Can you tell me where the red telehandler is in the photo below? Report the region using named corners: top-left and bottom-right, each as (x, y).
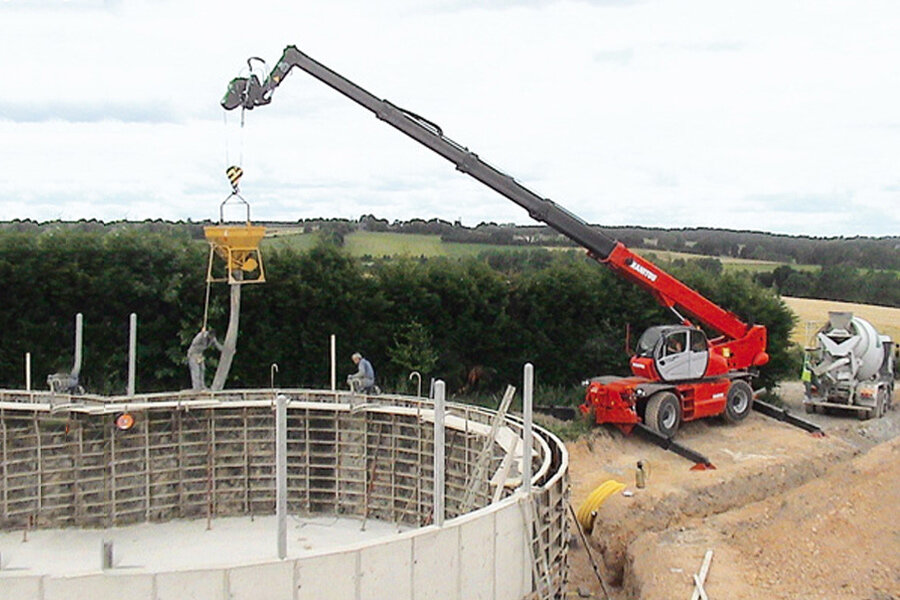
top-left (222, 46), bottom-right (820, 464)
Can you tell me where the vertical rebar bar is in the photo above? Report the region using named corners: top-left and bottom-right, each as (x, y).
top-left (72, 313), bottom-right (83, 379)
top-left (127, 313), bottom-right (137, 396)
top-left (24, 352), bottom-right (31, 391)
top-left (276, 394), bottom-right (287, 558)
top-left (433, 380), bottom-right (445, 527)
top-left (522, 363), bottom-right (533, 494)
top-left (330, 334), bottom-right (337, 392)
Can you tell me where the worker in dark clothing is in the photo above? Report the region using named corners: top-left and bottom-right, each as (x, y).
top-left (188, 329), bottom-right (224, 390)
top-left (347, 352), bottom-right (376, 393)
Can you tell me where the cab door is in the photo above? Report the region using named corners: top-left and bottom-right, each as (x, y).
top-left (687, 329), bottom-right (710, 379)
top-left (656, 330), bottom-right (691, 381)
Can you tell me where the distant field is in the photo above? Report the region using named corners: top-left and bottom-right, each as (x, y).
top-left (261, 231), bottom-right (819, 274)
top-left (262, 231), bottom-right (573, 258)
top-left (637, 249), bottom-right (818, 273)
top-left (781, 296), bottom-right (900, 348)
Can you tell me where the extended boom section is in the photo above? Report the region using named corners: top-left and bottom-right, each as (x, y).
top-left (222, 45), bottom-right (770, 438)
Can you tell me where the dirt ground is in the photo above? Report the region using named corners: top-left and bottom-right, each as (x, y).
top-left (563, 381), bottom-right (900, 599)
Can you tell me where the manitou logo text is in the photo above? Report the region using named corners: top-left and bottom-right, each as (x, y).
top-left (629, 261), bottom-right (658, 282)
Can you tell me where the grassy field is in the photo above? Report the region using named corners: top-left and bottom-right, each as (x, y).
top-left (781, 296), bottom-right (900, 348)
top-left (637, 249), bottom-right (818, 273)
top-left (262, 231), bottom-right (576, 258)
top-left (262, 231), bottom-right (819, 274)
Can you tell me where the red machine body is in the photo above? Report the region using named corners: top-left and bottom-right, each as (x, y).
top-left (580, 243), bottom-right (768, 436)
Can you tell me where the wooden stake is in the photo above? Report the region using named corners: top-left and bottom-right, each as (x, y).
top-left (690, 549), bottom-right (714, 600)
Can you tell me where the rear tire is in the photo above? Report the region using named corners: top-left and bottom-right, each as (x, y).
top-left (644, 391), bottom-right (681, 438)
top-left (724, 380), bottom-right (753, 423)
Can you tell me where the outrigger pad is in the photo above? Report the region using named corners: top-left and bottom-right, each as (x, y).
top-left (633, 423), bottom-right (715, 470)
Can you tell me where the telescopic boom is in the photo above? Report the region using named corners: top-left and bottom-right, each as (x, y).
top-left (222, 46), bottom-right (767, 370)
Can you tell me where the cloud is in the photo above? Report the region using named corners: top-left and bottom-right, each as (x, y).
top-left (658, 41), bottom-right (746, 53)
top-left (0, 101), bottom-right (181, 124)
top-left (594, 49), bottom-right (634, 65)
top-left (429, 0), bottom-right (640, 10)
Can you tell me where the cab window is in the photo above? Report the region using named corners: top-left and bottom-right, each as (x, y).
top-left (663, 331), bottom-right (688, 356)
top-left (636, 328), bottom-right (662, 357)
top-left (690, 329), bottom-right (708, 352)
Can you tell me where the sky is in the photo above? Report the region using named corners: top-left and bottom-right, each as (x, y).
top-left (1, 0), bottom-right (898, 237)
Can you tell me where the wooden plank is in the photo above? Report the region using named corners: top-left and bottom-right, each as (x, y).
top-left (690, 549), bottom-right (714, 600)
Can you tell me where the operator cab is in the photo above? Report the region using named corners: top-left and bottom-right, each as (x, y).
top-left (633, 325), bottom-right (709, 381)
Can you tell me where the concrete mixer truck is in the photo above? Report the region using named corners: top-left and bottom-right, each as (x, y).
top-left (802, 311), bottom-right (895, 419)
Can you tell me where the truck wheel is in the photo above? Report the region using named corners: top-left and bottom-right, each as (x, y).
top-left (724, 380), bottom-right (753, 423)
top-left (865, 389), bottom-right (886, 420)
top-left (645, 391), bottom-right (681, 438)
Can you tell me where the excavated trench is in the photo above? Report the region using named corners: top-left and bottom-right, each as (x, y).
top-left (564, 382), bottom-right (900, 599)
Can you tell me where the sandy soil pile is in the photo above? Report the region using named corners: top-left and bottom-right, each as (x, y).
top-left (565, 382), bottom-right (900, 599)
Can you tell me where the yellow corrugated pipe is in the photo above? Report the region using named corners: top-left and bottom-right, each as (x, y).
top-left (575, 479), bottom-right (626, 533)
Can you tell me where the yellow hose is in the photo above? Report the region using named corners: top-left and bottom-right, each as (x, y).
top-left (576, 479), bottom-right (626, 533)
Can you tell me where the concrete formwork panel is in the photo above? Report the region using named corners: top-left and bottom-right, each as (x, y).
top-left (459, 513), bottom-right (496, 600)
top-left (227, 560), bottom-right (294, 600)
top-left (155, 569), bottom-right (225, 600)
top-left (412, 526), bottom-right (460, 600)
top-left (295, 552), bottom-right (358, 600)
top-left (493, 502), bottom-right (528, 600)
top-left (42, 573), bottom-right (155, 600)
top-left (358, 537), bottom-right (412, 600)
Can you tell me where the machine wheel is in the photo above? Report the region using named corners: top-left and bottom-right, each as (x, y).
top-left (724, 380), bottom-right (753, 423)
top-left (864, 389), bottom-right (886, 420)
top-left (645, 391), bottom-right (681, 438)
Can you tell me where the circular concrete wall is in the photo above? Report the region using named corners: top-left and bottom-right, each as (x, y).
top-left (0, 388), bottom-right (568, 600)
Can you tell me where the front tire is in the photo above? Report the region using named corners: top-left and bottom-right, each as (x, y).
top-left (724, 380), bottom-right (753, 423)
top-left (644, 391), bottom-right (681, 438)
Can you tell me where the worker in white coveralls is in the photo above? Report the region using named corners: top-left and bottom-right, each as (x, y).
top-left (188, 329), bottom-right (224, 390)
top-left (347, 352), bottom-right (376, 393)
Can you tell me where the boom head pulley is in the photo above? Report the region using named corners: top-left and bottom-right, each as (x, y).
top-left (222, 56), bottom-right (271, 111)
top-left (222, 74), bottom-right (271, 111)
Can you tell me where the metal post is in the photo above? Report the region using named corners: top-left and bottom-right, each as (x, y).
top-left (127, 313), bottom-right (137, 396)
top-left (24, 352), bottom-right (31, 391)
top-left (330, 334), bottom-right (336, 391)
top-left (276, 394), bottom-right (287, 559)
top-left (433, 380), bottom-right (445, 526)
top-left (522, 363), bottom-right (533, 493)
top-left (73, 313), bottom-right (83, 377)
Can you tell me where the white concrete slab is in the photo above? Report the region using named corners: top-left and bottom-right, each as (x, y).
top-left (0, 515), bottom-right (407, 578)
top-left (0, 575), bottom-right (43, 600)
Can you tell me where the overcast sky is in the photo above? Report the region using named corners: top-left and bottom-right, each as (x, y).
top-left (1, 0), bottom-right (898, 237)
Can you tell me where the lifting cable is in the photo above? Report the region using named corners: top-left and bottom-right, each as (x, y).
top-left (206, 58), bottom-right (265, 332)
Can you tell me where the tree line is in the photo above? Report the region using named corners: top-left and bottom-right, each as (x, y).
top-left (0, 229), bottom-right (797, 401)
top-left (6, 218), bottom-right (898, 272)
top-left (754, 264), bottom-right (900, 308)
